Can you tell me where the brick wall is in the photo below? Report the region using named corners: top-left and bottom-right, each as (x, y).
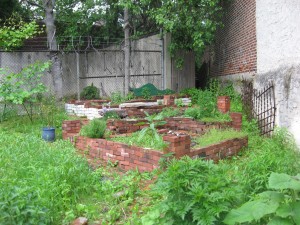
top-left (106, 115), bottom-right (242, 135)
top-left (62, 116), bottom-right (247, 171)
top-left (164, 117), bottom-right (234, 134)
top-left (189, 137), bottom-right (248, 161)
top-left (211, 0), bottom-right (257, 76)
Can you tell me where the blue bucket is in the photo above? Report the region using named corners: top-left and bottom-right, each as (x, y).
top-left (42, 127), bottom-right (56, 142)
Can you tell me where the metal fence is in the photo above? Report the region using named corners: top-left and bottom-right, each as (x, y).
top-left (0, 35), bottom-right (164, 99)
top-left (242, 80), bottom-right (276, 136)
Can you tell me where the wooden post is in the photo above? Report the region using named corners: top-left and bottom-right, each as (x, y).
top-left (124, 8), bottom-right (130, 96)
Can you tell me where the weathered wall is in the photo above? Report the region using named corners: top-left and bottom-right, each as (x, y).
top-left (211, 0), bottom-right (300, 147)
top-left (255, 0), bottom-right (300, 146)
top-left (256, 0), bottom-right (300, 73)
top-left (211, 0), bottom-right (257, 77)
top-left (254, 65), bottom-right (300, 146)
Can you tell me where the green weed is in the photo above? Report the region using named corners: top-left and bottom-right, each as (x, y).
top-left (0, 132), bottom-right (101, 224)
top-left (111, 131), bottom-right (167, 151)
top-left (193, 128), bottom-right (246, 148)
top-left (142, 157), bottom-right (240, 225)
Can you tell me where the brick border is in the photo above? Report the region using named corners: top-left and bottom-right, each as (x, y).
top-left (62, 115), bottom-right (247, 172)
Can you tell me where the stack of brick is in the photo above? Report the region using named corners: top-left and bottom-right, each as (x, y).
top-left (62, 120), bottom-right (88, 140)
top-left (73, 136), bottom-right (164, 172)
top-left (217, 96), bottom-right (231, 113)
top-left (163, 134), bottom-right (191, 158)
top-left (230, 112), bottom-right (243, 130)
top-left (106, 119), bottom-right (148, 134)
top-left (189, 137), bottom-right (248, 161)
top-left (165, 117), bottom-right (232, 134)
top-left (122, 105), bottom-right (165, 118)
top-left (163, 95), bottom-right (175, 106)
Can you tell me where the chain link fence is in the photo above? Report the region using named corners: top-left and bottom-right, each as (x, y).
top-left (0, 35), bottom-right (164, 100)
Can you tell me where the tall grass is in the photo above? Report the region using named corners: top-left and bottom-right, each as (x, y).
top-left (0, 131), bottom-right (101, 224)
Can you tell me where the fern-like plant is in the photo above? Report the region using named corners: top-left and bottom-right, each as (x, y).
top-left (142, 157), bottom-right (240, 225)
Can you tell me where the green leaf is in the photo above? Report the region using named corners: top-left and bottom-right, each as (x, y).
top-left (269, 173), bottom-right (300, 191)
top-left (291, 202), bottom-right (300, 224)
top-left (268, 217), bottom-right (293, 225)
top-left (259, 191), bottom-right (285, 203)
top-left (224, 200), bottom-right (279, 225)
top-left (276, 203), bottom-right (293, 218)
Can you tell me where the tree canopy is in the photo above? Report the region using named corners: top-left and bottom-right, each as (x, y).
top-left (3, 0), bottom-right (224, 55)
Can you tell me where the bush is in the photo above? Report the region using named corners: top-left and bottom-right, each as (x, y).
top-left (80, 83), bottom-right (100, 100)
top-left (142, 157), bottom-right (240, 225)
top-left (80, 119), bottom-right (106, 138)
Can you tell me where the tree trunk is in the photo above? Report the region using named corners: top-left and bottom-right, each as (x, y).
top-left (44, 0), bottom-right (63, 99)
top-left (124, 8), bottom-right (131, 96)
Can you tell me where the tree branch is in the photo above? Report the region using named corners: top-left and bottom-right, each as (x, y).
top-left (22, 0), bottom-right (45, 10)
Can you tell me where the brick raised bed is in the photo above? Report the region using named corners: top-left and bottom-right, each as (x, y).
top-left (106, 112), bottom-right (243, 135)
top-left (62, 114), bottom-right (247, 172)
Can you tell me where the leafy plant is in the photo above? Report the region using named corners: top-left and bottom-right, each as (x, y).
top-left (80, 83), bottom-right (100, 100)
top-left (142, 87), bottom-right (151, 100)
top-left (224, 172), bottom-right (300, 225)
top-left (125, 91), bottom-right (135, 101)
top-left (80, 118), bottom-right (106, 138)
top-left (142, 157), bottom-right (240, 225)
top-left (137, 112), bottom-right (167, 149)
top-left (110, 91), bottom-right (123, 104)
top-left (0, 14), bottom-right (42, 50)
top-left (40, 95), bottom-right (60, 127)
top-left (0, 61), bottom-right (50, 122)
top-left (175, 98), bottom-right (184, 107)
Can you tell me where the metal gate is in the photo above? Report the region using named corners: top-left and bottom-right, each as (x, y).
top-left (242, 80), bottom-right (276, 136)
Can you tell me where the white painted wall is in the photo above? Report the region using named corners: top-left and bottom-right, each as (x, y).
top-left (256, 0), bottom-right (300, 147)
top-left (256, 0), bottom-right (300, 73)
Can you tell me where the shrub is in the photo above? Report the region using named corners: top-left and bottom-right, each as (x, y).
top-left (142, 157), bottom-right (240, 225)
top-left (0, 61), bottom-right (50, 122)
top-left (80, 83), bottom-right (100, 100)
top-left (80, 119), bottom-right (106, 138)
